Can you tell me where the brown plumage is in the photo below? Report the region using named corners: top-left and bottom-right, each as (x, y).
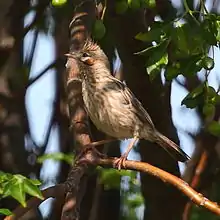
top-left (66, 40), bottom-right (189, 169)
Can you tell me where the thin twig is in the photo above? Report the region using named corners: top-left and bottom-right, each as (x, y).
top-left (100, 0), bottom-right (107, 20)
top-left (25, 60), bottom-right (57, 88)
top-left (25, 29), bottom-right (39, 67)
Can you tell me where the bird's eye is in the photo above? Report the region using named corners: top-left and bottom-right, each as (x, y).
top-left (82, 52), bottom-right (90, 58)
top-left (80, 52), bottom-right (94, 65)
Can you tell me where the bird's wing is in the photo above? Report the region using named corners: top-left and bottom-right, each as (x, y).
top-left (110, 76), bottom-right (155, 128)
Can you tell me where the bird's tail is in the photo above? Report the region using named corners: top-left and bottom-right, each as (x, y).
top-left (155, 132), bottom-right (190, 162)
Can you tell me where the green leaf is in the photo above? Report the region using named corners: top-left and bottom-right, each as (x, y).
top-left (181, 84), bottom-right (205, 108)
top-left (201, 57), bottom-right (214, 70)
top-left (206, 86), bottom-right (220, 104)
top-left (207, 121), bottom-right (220, 137)
top-left (216, 20), bottom-right (220, 41)
top-left (23, 179), bottom-right (44, 200)
top-left (201, 15), bottom-right (219, 46)
top-left (0, 208), bottom-right (13, 216)
top-left (37, 152), bottom-right (74, 164)
top-left (51, 0), bottom-right (67, 6)
top-left (171, 24), bottom-right (207, 58)
top-left (99, 169), bottom-right (121, 189)
top-left (92, 20), bottom-right (106, 40)
top-left (128, 0), bottom-right (141, 10)
top-left (177, 54), bottom-right (204, 77)
top-left (135, 40), bottom-right (169, 70)
top-left (0, 172), bottom-right (13, 183)
top-left (203, 103), bottom-right (215, 118)
top-left (147, 54), bottom-right (168, 80)
top-left (28, 179), bottom-right (42, 186)
top-left (8, 178), bottom-right (26, 207)
top-left (115, 1), bottom-right (128, 14)
top-left (0, 172), bottom-right (43, 207)
top-left (98, 168), bottom-right (135, 189)
top-left (127, 194), bottom-right (144, 208)
top-left (165, 64), bottom-right (179, 81)
top-left (135, 29), bottom-right (162, 43)
top-left (144, 0), bottom-right (156, 8)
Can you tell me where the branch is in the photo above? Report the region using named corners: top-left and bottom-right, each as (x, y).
top-left (4, 152), bottom-right (220, 219)
top-left (61, 3), bottom-right (97, 218)
top-left (92, 158), bottom-right (220, 217)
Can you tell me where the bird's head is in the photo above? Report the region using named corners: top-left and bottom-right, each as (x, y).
top-left (65, 40), bottom-right (110, 80)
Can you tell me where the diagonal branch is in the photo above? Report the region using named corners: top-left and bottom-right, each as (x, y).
top-left (94, 158), bottom-right (220, 216)
top-left (5, 154), bottom-right (220, 219)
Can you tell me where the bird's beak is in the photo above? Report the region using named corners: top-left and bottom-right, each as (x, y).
top-left (64, 53), bottom-right (76, 59)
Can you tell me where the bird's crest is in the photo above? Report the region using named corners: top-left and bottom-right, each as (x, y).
top-left (83, 39), bottom-right (99, 51)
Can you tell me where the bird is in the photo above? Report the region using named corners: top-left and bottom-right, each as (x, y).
top-left (65, 39), bottom-right (190, 169)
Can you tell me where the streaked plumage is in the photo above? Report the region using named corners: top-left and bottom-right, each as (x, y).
top-left (66, 40), bottom-right (189, 168)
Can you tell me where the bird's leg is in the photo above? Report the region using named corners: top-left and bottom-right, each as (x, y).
top-left (77, 138), bottom-right (116, 159)
top-left (114, 137), bottom-right (138, 170)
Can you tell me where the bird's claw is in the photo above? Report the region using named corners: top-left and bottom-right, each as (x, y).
top-left (114, 155), bottom-right (127, 170)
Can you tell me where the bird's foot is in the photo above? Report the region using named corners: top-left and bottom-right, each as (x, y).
top-left (113, 154), bottom-right (128, 170)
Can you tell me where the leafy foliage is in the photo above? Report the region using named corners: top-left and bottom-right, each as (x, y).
top-left (0, 171), bottom-right (43, 215)
top-left (98, 167), bottom-right (143, 219)
top-left (0, 208), bottom-right (13, 216)
top-left (135, 15), bottom-right (220, 80)
top-left (134, 2), bottom-right (220, 141)
top-left (37, 152), bottom-right (74, 164)
top-left (51, 0), bottom-right (67, 6)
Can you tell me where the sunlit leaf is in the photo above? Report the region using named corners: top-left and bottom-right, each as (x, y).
top-left (23, 179), bottom-right (43, 200)
top-left (8, 177), bottom-right (26, 207)
top-left (201, 57), bottom-right (214, 70)
top-left (127, 194), bottom-right (144, 208)
top-left (37, 152), bottom-right (74, 164)
top-left (0, 172), bottom-right (13, 183)
top-left (28, 179), bottom-right (42, 186)
top-left (146, 0), bottom-right (156, 8)
top-left (99, 169), bottom-right (121, 189)
top-left (147, 54), bottom-right (168, 80)
top-left (1, 173), bottom-right (42, 207)
top-left (98, 168), bottom-right (135, 189)
top-left (51, 0), bottom-right (67, 6)
top-left (0, 209), bottom-right (13, 216)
